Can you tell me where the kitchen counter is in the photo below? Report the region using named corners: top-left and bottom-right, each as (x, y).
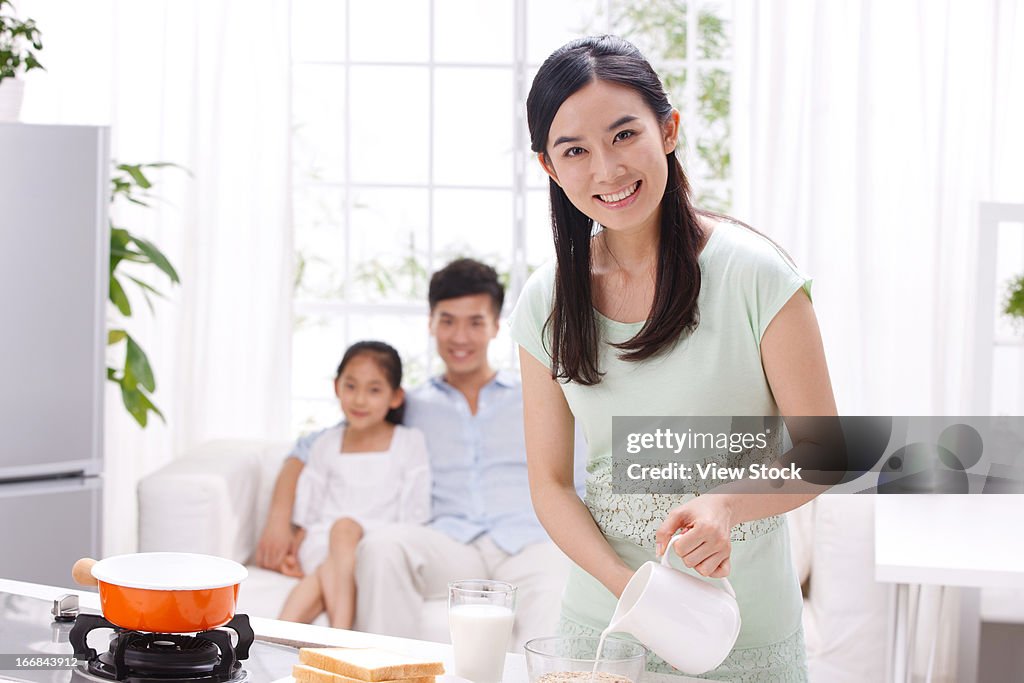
top-left (0, 578), bottom-right (521, 683)
top-left (0, 578), bottom-right (703, 683)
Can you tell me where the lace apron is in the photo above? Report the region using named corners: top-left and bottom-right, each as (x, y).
top-left (561, 454), bottom-right (809, 683)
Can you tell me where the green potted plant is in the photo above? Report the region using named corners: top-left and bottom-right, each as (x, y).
top-left (0, 0), bottom-right (44, 121)
top-left (1005, 274), bottom-right (1024, 333)
top-left (107, 162), bottom-right (184, 427)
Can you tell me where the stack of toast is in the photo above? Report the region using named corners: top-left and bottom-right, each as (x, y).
top-left (293, 647), bottom-right (446, 683)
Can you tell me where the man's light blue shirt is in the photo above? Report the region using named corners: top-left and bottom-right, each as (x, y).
top-left (408, 370), bottom-right (559, 554)
top-left (289, 370), bottom-right (586, 554)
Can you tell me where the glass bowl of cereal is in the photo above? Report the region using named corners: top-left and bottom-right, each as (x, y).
top-left (523, 636), bottom-right (648, 683)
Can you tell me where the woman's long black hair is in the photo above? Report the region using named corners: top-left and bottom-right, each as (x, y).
top-left (526, 35), bottom-right (705, 386)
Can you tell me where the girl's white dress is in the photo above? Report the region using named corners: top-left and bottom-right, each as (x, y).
top-left (291, 423), bottom-right (431, 573)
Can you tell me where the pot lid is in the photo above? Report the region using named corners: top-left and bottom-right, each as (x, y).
top-left (91, 552), bottom-right (248, 590)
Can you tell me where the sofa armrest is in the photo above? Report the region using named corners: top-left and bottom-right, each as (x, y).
top-left (138, 439), bottom-right (290, 564)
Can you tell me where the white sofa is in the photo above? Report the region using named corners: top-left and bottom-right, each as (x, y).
top-left (138, 440), bottom-right (894, 679)
top-left (137, 439), bottom-right (518, 642)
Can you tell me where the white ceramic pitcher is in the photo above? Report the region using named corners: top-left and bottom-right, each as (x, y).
top-left (606, 531), bottom-right (742, 675)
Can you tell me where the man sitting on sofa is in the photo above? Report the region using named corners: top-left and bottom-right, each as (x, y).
top-left (254, 257), bottom-right (584, 648)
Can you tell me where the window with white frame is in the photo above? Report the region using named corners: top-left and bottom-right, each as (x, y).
top-left (290, 0), bottom-right (732, 434)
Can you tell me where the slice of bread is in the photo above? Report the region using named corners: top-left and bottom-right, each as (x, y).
top-left (292, 663), bottom-right (437, 683)
top-left (298, 647), bottom-right (445, 682)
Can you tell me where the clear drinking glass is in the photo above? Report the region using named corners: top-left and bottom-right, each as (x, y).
top-left (523, 637), bottom-right (648, 683)
top-left (448, 579), bottom-right (517, 683)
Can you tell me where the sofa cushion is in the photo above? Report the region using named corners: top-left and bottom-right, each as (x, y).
top-left (805, 496), bottom-right (886, 683)
top-left (237, 566), bottom-right (329, 627)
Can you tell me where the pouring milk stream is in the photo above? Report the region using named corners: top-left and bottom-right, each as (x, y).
top-left (591, 531), bottom-right (742, 678)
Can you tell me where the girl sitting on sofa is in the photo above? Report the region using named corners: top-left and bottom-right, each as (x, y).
top-left (278, 340), bottom-right (431, 628)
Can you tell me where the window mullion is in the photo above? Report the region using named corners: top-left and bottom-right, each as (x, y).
top-left (512, 0), bottom-right (528, 303)
top-left (343, 0), bottom-right (353, 353)
top-left (427, 0), bottom-right (437, 377)
top-left (684, 0), bottom-right (700, 169)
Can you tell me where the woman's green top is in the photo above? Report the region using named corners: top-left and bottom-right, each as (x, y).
top-left (508, 220), bottom-right (813, 681)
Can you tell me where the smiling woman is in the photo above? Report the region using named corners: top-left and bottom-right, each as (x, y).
top-left (510, 35), bottom-right (837, 682)
top-left (545, 92), bottom-right (674, 232)
top-left (526, 41), bottom-right (705, 386)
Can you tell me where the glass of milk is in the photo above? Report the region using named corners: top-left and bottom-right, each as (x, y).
top-left (448, 579), bottom-right (517, 683)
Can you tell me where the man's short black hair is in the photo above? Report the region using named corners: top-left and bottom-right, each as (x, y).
top-left (428, 258), bottom-right (504, 317)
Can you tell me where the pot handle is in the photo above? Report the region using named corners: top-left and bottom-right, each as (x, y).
top-left (71, 558), bottom-right (98, 587)
top-left (662, 531), bottom-right (737, 600)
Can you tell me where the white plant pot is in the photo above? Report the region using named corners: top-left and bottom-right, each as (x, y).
top-left (0, 78), bottom-right (26, 122)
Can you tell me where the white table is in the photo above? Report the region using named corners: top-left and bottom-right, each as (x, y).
top-left (0, 578), bottom-right (703, 683)
top-left (0, 578), bottom-right (523, 682)
top-left (874, 496), bottom-right (1024, 683)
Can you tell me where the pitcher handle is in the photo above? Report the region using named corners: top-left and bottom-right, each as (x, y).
top-left (662, 530), bottom-right (738, 600)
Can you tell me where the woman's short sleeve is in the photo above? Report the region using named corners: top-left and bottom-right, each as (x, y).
top-left (508, 261), bottom-right (556, 368)
top-left (749, 240), bottom-right (813, 343)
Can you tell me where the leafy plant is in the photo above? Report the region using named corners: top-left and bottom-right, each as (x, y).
top-left (698, 10), bottom-right (728, 60)
top-left (0, 0), bottom-right (44, 83)
top-left (1005, 274), bottom-right (1024, 330)
top-left (608, 0), bottom-right (690, 62)
top-left (107, 162), bottom-right (184, 427)
top-left (354, 234), bottom-right (430, 301)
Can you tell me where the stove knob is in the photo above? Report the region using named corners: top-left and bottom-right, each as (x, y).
top-left (52, 594), bottom-right (79, 622)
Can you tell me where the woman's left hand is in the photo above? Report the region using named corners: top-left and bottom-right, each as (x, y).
top-left (655, 495), bottom-right (735, 578)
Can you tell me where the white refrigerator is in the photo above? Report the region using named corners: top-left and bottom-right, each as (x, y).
top-left (0, 123), bottom-right (107, 587)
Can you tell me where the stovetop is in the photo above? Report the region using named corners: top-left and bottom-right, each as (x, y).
top-left (0, 592), bottom-right (297, 683)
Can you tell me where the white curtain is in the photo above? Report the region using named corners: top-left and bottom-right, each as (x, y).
top-left (732, 2), bottom-right (1024, 682)
top-left (732, 0), bottom-right (1024, 416)
top-left (19, 0), bottom-right (293, 556)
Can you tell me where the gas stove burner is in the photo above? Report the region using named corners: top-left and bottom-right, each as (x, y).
top-left (68, 613), bottom-right (254, 682)
top-left (121, 635), bottom-right (219, 669)
top-left (91, 633), bottom-right (223, 680)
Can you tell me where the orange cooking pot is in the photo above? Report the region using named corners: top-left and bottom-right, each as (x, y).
top-left (72, 552), bottom-right (248, 633)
